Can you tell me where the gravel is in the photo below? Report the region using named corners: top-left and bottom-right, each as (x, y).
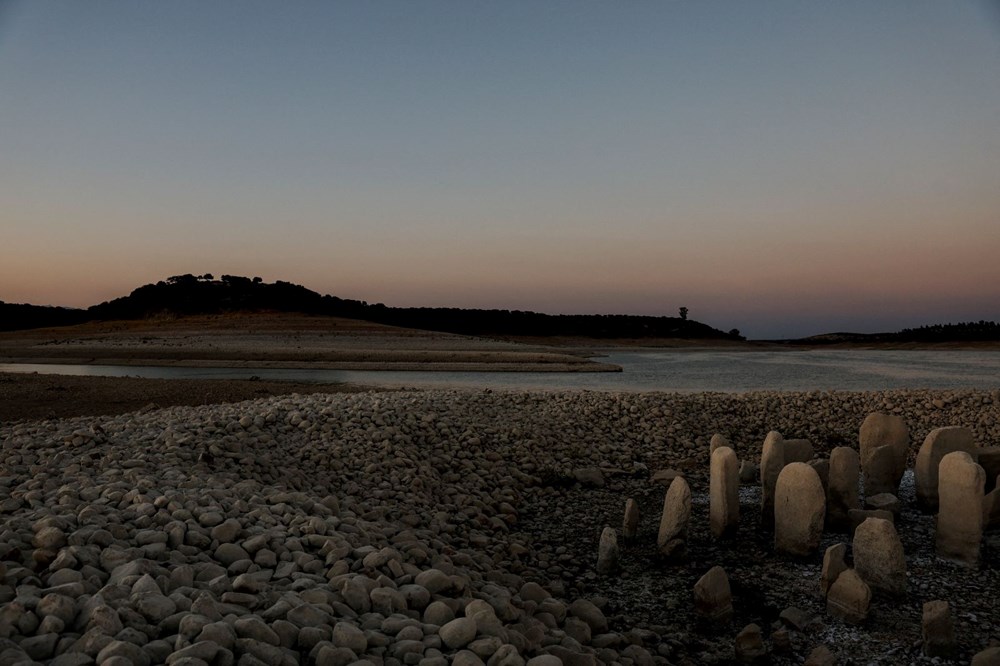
top-left (0, 387), bottom-right (998, 665)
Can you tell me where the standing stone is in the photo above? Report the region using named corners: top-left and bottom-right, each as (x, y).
top-left (760, 432), bottom-right (785, 530)
top-left (710, 433), bottom-right (730, 455)
top-left (807, 458), bottom-right (829, 493)
top-left (734, 623), bottom-right (766, 662)
top-left (826, 569), bottom-right (871, 625)
top-left (979, 447), bottom-right (1000, 493)
top-left (936, 451), bottom-right (985, 566)
top-left (921, 600), bottom-right (956, 658)
top-left (596, 527), bottom-right (619, 575)
top-left (710, 446), bottom-right (740, 538)
top-left (915, 426), bottom-right (977, 511)
top-left (784, 439), bottom-right (815, 464)
top-left (820, 543), bottom-right (848, 596)
top-left (827, 447), bottom-right (860, 532)
top-left (972, 647), bottom-right (1000, 666)
top-left (622, 499), bottom-right (640, 540)
top-left (804, 646), bottom-right (837, 666)
top-left (848, 508), bottom-right (893, 537)
top-left (859, 413), bottom-right (909, 495)
top-left (853, 517), bottom-right (906, 597)
top-left (984, 479), bottom-right (1000, 531)
top-left (657, 476), bottom-right (691, 558)
top-left (693, 566), bottom-right (732, 623)
top-left (774, 463), bottom-right (825, 556)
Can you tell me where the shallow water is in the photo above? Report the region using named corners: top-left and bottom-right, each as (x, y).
top-left (3, 349), bottom-right (1000, 392)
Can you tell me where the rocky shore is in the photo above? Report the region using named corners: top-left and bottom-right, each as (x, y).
top-left (1, 388), bottom-right (998, 665)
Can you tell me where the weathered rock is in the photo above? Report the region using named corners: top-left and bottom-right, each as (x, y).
top-left (936, 450), bottom-right (985, 566)
top-left (784, 438), bottom-right (814, 464)
top-left (596, 527), bottom-right (619, 575)
top-left (804, 645), bottom-right (837, 666)
top-left (848, 508), bottom-right (893, 537)
top-left (853, 517), bottom-right (906, 597)
top-left (709, 446), bottom-right (739, 538)
top-left (980, 447), bottom-right (1000, 493)
top-left (774, 462), bottom-right (825, 556)
top-left (622, 499), bottom-right (640, 540)
top-left (827, 447), bottom-right (860, 531)
top-left (807, 458), bottom-right (830, 493)
top-left (760, 432), bottom-right (785, 530)
top-left (440, 617), bottom-right (478, 650)
top-left (709, 433), bottom-right (730, 455)
top-left (864, 493), bottom-right (900, 516)
top-left (859, 412), bottom-right (909, 495)
top-left (738, 461), bottom-right (758, 484)
top-left (734, 623), bottom-right (766, 662)
top-left (693, 566), bottom-right (732, 623)
top-left (820, 543), bottom-right (848, 596)
top-left (915, 426), bottom-right (977, 511)
top-left (921, 600), bottom-right (956, 658)
top-left (985, 481), bottom-right (1000, 531)
top-left (972, 647), bottom-right (1000, 666)
top-left (657, 476), bottom-right (691, 558)
top-left (826, 569), bottom-right (870, 625)
top-left (779, 606), bottom-right (815, 632)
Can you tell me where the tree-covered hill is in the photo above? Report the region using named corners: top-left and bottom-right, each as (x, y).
top-left (4, 273), bottom-right (744, 340)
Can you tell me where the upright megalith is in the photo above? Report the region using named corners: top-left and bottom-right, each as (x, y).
top-left (827, 447), bottom-right (860, 532)
top-left (915, 426), bottom-right (977, 511)
top-left (774, 463), bottom-right (826, 556)
top-left (853, 517), bottom-right (906, 597)
top-left (709, 433), bottom-right (730, 455)
top-left (596, 527), bottom-right (620, 575)
top-left (859, 413), bottom-right (909, 495)
top-left (922, 600), bottom-right (956, 658)
top-left (693, 566), bottom-right (733, 623)
top-left (657, 476), bottom-right (691, 558)
top-left (936, 451), bottom-right (985, 566)
top-left (784, 439), bottom-right (815, 464)
top-left (760, 432), bottom-right (785, 530)
top-left (710, 446), bottom-right (740, 538)
top-left (821, 543), bottom-right (848, 596)
top-left (622, 499), bottom-right (640, 541)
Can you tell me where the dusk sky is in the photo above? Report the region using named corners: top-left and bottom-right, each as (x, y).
top-left (1, 2), bottom-right (998, 339)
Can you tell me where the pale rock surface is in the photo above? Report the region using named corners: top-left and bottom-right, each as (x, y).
top-left (774, 462), bottom-right (826, 556)
top-left (853, 517), bottom-right (907, 597)
top-left (936, 450), bottom-right (985, 566)
top-left (820, 543), bottom-right (848, 596)
top-left (657, 476), bottom-right (691, 558)
top-left (709, 446), bottom-right (739, 538)
top-left (596, 527), bottom-right (619, 575)
top-left (622, 499), bottom-right (640, 540)
top-left (760, 432), bottom-right (785, 530)
top-left (921, 600), bottom-right (956, 658)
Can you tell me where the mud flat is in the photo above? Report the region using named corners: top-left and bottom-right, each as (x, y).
top-left (0, 388), bottom-right (998, 665)
top-left (0, 315), bottom-right (617, 373)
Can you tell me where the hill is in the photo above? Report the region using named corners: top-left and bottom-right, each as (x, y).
top-left (786, 321), bottom-right (1000, 345)
top-left (3, 273), bottom-right (744, 341)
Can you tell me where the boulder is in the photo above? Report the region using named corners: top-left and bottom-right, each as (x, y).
top-left (936, 451), bottom-right (985, 566)
top-left (709, 433), bottom-right (730, 455)
top-left (657, 476), bottom-right (691, 558)
top-left (693, 566), bottom-right (732, 623)
top-left (848, 508), bottom-right (893, 537)
top-left (826, 569), bottom-right (870, 625)
top-left (709, 446), bottom-right (739, 538)
top-left (784, 439), bottom-right (815, 464)
top-left (864, 493), bottom-right (900, 516)
top-left (804, 645), bottom-right (837, 666)
top-left (921, 600), bottom-right (956, 658)
top-left (853, 517), bottom-right (906, 597)
top-left (979, 447), bottom-right (1000, 493)
top-left (859, 413), bottom-right (909, 495)
top-left (820, 543), bottom-right (848, 596)
top-left (984, 481), bottom-right (1000, 531)
top-left (774, 462), bottom-right (825, 556)
top-left (734, 623), bottom-right (766, 662)
top-left (915, 426), bottom-right (977, 511)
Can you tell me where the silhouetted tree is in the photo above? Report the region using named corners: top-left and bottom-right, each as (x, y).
top-left (679, 306), bottom-right (688, 320)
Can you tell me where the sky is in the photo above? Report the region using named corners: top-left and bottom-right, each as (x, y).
top-left (1, 1), bottom-right (998, 339)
